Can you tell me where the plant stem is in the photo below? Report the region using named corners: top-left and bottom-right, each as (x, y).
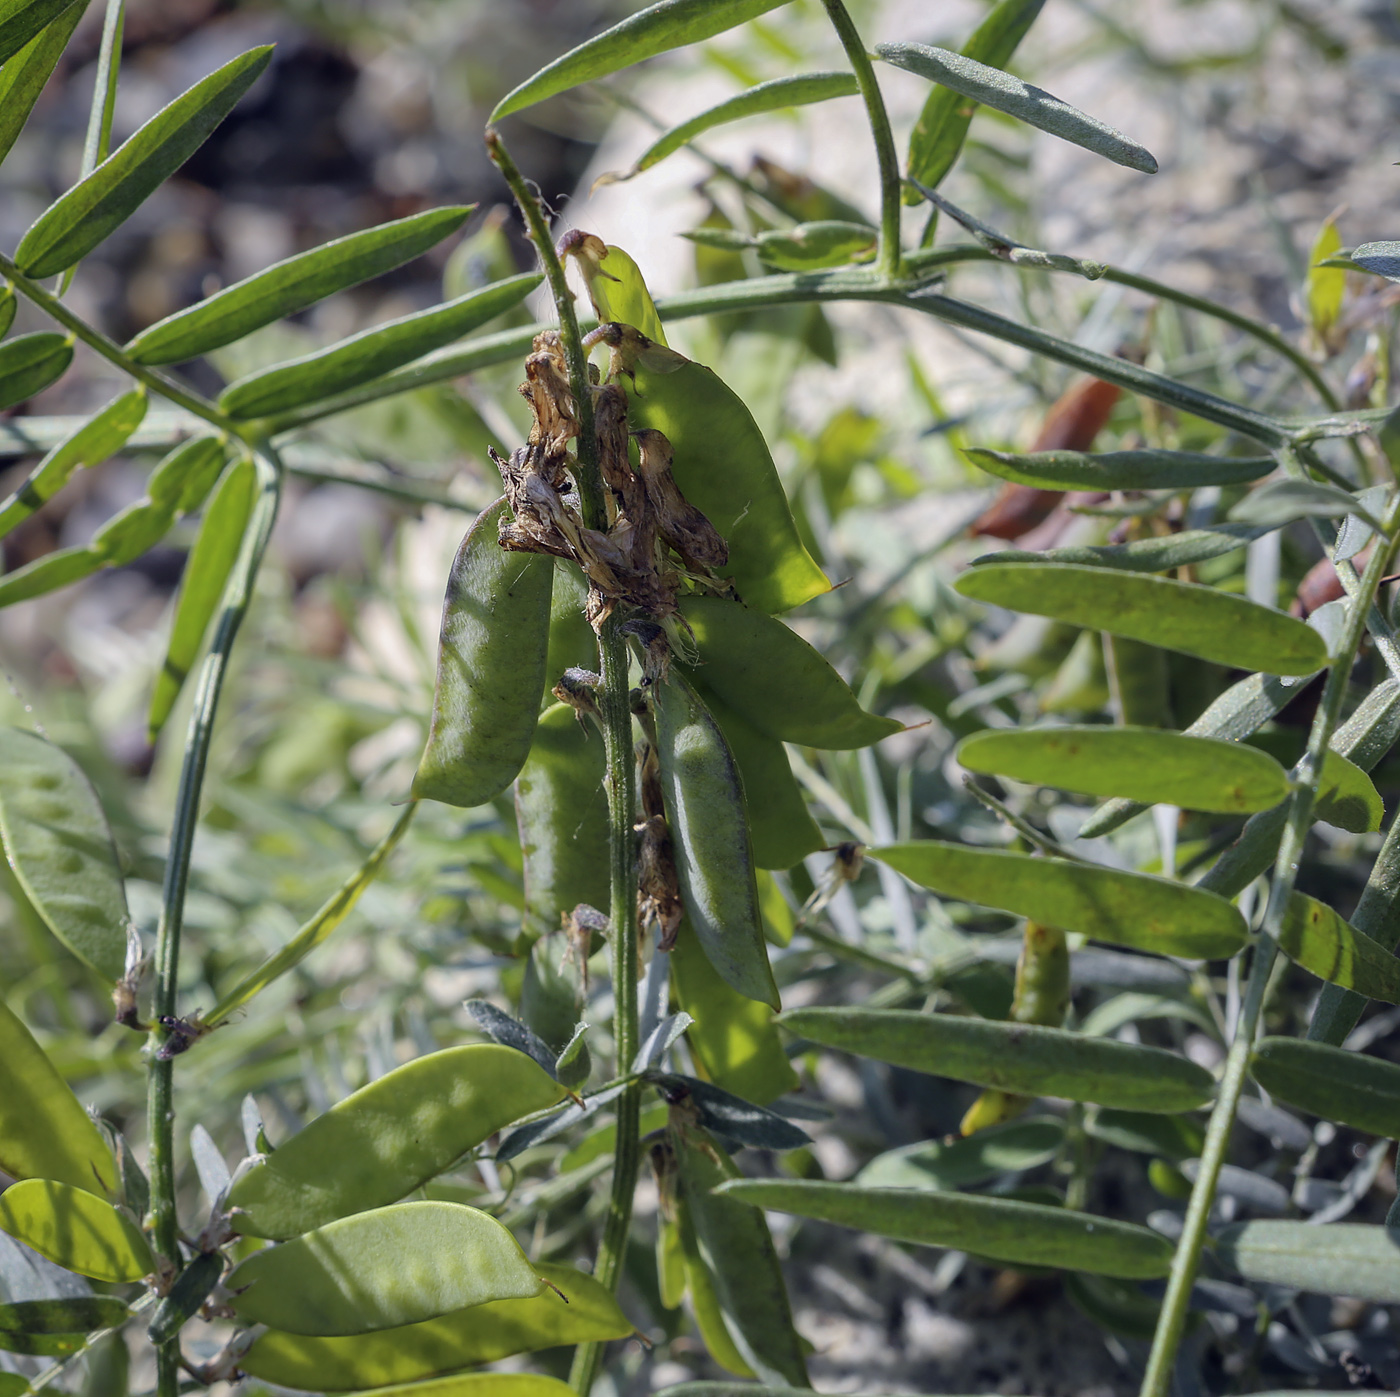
top-left (817, 0), bottom-right (903, 279)
top-left (1138, 496), bottom-right (1400, 1397)
top-left (0, 252), bottom-right (232, 434)
top-left (486, 129), bottom-right (641, 1397)
top-left (146, 447), bottom-right (282, 1397)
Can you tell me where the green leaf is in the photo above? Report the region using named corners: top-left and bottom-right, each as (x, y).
top-left (610, 73), bottom-right (857, 181)
top-left (0, 388), bottom-right (147, 542)
top-left (954, 563), bottom-right (1328, 676)
top-left (978, 526), bottom-right (1266, 576)
top-left (1251, 1037), bottom-right (1400, 1140)
top-left (145, 434), bottom-right (227, 515)
top-left (673, 1123), bottom-right (809, 1386)
top-left (148, 454), bottom-right (254, 740)
top-left (906, 0), bottom-right (1045, 195)
top-left (678, 595), bottom-right (899, 749)
top-left (0, 726), bottom-right (129, 981)
top-left (0, 332), bottom-right (73, 411)
top-left (856, 1116), bottom-right (1065, 1190)
top-left (14, 46), bottom-right (273, 277)
top-left (227, 1045), bottom-right (567, 1240)
top-left (203, 802), bottom-right (416, 1029)
top-left (1216, 1222), bottom-right (1400, 1303)
top-left (0, 1296), bottom-right (127, 1335)
top-left (90, 496), bottom-right (174, 566)
top-left (878, 42), bottom-right (1157, 175)
top-left (957, 725), bottom-right (1289, 813)
top-left (754, 220), bottom-right (877, 271)
top-left (1349, 241), bottom-right (1400, 282)
top-left (1275, 892), bottom-right (1400, 1003)
top-left (126, 206), bottom-right (476, 365)
top-left (780, 1006), bottom-right (1215, 1112)
top-left (623, 356), bottom-right (828, 613)
top-left (1314, 749), bottom-right (1385, 833)
top-left (0, 0), bottom-right (89, 166)
top-left (1306, 212), bottom-right (1345, 339)
top-left (413, 498), bottom-right (552, 808)
top-left (0, 999), bottom-right (117, 1194)
top-left (693, 680), bottom-right (824, 870)
top-left (653, 672), bottom-right (778, 1008)
top-left (240, 1262), bottom-right (633, 1390)
top-left (0, 287), bottom-right (12, 337)
top-left (1228, 478), bottom-right (1384, 531)
top-left (490, 0), bottom-right (791, 122)
top-left (716, 1178), bottom-right (1173, 1278)
top-left (1085, 1107), bottom-right (1203, 1161)
top-left (219, 273), bottom-right (540, 419)
top-left (147, 1251), bottom-right (224, 1346)
top-left (872, 841), bottom-right (1246, 959)
top-left (516, 702), bottom-right (610, 940)
top-left (964, 447), bottom-right (1273, 492)
top-left (670, 927), bottom-right (799, 1105)
top-left (228, 1201), bottom-right (544, 1335)
top-left (0, 0), bottom-right (79, 67)
top-left (0, 545), bottom-right (100, 607)
top-left (594, 244), bottom-right (667, 343)
top-left (0, 1178), bottom-right (152, 1282)
top-left (0, 1329), bottom-right (87, 1357)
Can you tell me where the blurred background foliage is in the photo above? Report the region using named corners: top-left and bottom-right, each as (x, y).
top-left (6, 0), bottom-right (1400, 1391)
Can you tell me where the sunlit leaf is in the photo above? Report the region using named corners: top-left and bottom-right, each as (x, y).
top-left (0, 0), bottom-right (89, 165)
top-left (0, 1179), bottom-right (151, 1282)
top-left (1275, 892), bottom-right (1400, 1003)
top-left (0, 332), bottom-right (72, 411)
top-left (1251, 1037), bottom-right (1400, 1139)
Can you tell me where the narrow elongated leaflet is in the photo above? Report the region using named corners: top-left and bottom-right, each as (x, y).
top-left (0, 0), bottom-right (78, 68)
top-left (965, 447), bottom-right (1273, 492)
top-left (228, 1044), bottom-right (565, 1238)
top-left (145, 434), bottom-right (227, 515)
top-left (857, 1116), bottom-right (1065, 1190)
top-left (0, 727), bottom-right (128, 981)
top-left (275, 1376), bottom-right (576, 1397)
top-left (673, 1123), bottom-right (809, 1385)
top-left (0, 388), bottom-right (146, 541)
top-left (653, 672), bottom-right (779, 1008)
top-left (755, 221), bottom-right (877, 271)
top-left (0, 1001), bottom-right (116, 1193)
top-left (873, 841), bottom-right (1246, 959)
top-left (0, 1297), bottom-right (128, 1334)
top-left (204, 802), bottom-right (417, 1028)
top-left (0, 1179), bottom-right (152, 1282)
top-left (1250, 1038), bottom-right (1400, 1139)
top-left (228, 1201), bottom-right (543, 1335)
top-left (878, 42), bottom-right (1157, 174)
top-left (148, 1251), bottom-right (224, 1345)
top-left (1216, 1222), bottom-right (1400, 1303)
top-left (491, 0), bottom-right (791, 121)
top-left (695, 681), bottom-right (823, 869)
top-left (219, 273), bottom-right (539, 419)
top-left (0, 333), bottom-right (72, 411)
top-left (148, 455), bottom-right (255, 739)
top-left (413, 498), bottom-right (553, 807)
top-left (717, 1179), bottom-right (1174, 1278)
top-left (0, 0), bottom-right (90, 166)
top-left (240, 1263), bottom-right (632, 1390)
top-left (906, 0), bottom-right (1045, 194)
top-left (1275, 892), bottom-right (1400, 1003)
top-left (979, 526), bottom-right (1267, 576)
top-left (957, 726), bottom-right (1289, 813)
top-left (0, 288), bottom-right (12, 338)
top-left (680, 596), bottom-right (899, 749)
top-left (1087, 1109), bottom-right (1203, 1161)
top-left (956, 563), bottom-right (1328, 676)
top-left (15, 47), bottom-right (273, 277)
top-left (126, 206), bottom-right (475, 364)
top-left (781, 1007), bottom-right (1215, 1112)
top-left (0, 1329), bottom-right (86, 1357)
top-left (0, 547), bottom-right (100, 608)
top-left (1229, 477), bottom-right (1384, 530)
top-left (1350, 242), bottom-right (1400, 282)
top-left (625, 361), bottom-right (827, 613)
top-left (90, 495), bottom-right (175, 566)
top-left (613, 73), bottom-right (857, 180)
top-left (516, 702), bottom-right (609, 940)
top-left (670, 929), bottom-right (799, 1104)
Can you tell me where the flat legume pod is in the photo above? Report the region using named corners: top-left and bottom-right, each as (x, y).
top-left (227, 1044), bottom-right (566, 1239)
top-left (414, 498), bottom-right (553, 808)
top-left (653, 673), bottom-right (779, 1008)
top-left (0, 1179), bottom-right (152, 1283)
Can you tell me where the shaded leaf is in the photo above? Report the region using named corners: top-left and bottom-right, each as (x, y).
top-left (857, 1116), bottom-right (1064, 1190)
top-left (0, 0), bottom-right (79, 68)
top-left (980, 525), bottom-right (1267, 576)
top-left (0, 1296), bottom-right (127, 1334)
top-left (1350, 241), bottom-right (1400, 282)
top-left (464, 1000), bottom-right (558, 1078)
top-left (1228, 478), bottom-right (1383, 531)
top-left (15, 46), bottom-right (273, 277)
top-left (0, 1179), bottom-right (152, 1282)
top-left (1216, 1222), bottom-right (1400, 1303)
top-left (147, 1251), bottom-right (223, 1345)
top-left (1251, 1037), bottom-right (1400, 1140)
top-left (1314, 749), bottom-right (1385, 833)
top-left (0, 0), bottom-right (90, 166)
top-left (0, 332), bottom-right (73, 411)
top-left (966, 447), bottom-right (1273, 492)
top-left (650, 1073), bottom-right (809, 1151)
top-left (955, 563), bottom-right (1328, 676)
top-left (754, 220), bottom-right (876, 271)
top-left (1276, 892), bottom-right (1400, 1003)
top-left (873, 841), bottom-right (1246, 959)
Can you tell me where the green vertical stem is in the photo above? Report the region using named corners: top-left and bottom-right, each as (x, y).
top-left (485, 130), bottom-right (640, 1397)
top-left (817, 0), bottom-right (903, 280)
top-left (145, 448), bottom-right (282, 1397)
top-left (1138, 495), bottom-right (1400, 1397)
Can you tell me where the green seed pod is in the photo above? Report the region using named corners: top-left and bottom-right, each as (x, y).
top-left (0, 1179), bottom-right (152, 1283)
top-left (653, 672), bottom-right (779, 1008)
top-left (227, 1044), bottom-right (566, 1239)
top-left (516, 703), bottom-right (608, 943)
top-left (414, 498), bottom-right (553, 808)
top-left (543, 561), bottom-right (596, 698)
